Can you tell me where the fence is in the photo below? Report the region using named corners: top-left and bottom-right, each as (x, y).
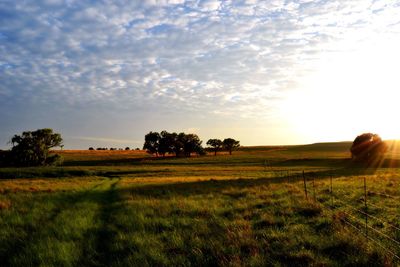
top-left (262, 165), bottom-right (400, 262)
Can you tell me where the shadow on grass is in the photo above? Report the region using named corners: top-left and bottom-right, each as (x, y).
top-left (0, 180), bottom-right (111, 266)
top-left (116, 166), bottom-right (379, 200)
top-left (3, 156), bottom-right (399, 179)
top-left (77, 178), bottom-right (128, 267)
top-left (0, 168), bottom-right (172, 179)
top-left (1, 178), bottom-right (129, 267)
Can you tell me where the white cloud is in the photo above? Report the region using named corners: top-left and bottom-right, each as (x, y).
top-left (1, 0), bottom-right (400, 145)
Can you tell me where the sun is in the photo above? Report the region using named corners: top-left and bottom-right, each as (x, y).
top-left (282, 37), bottom-right (400, 143)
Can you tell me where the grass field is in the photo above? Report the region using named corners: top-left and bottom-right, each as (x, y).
top-left (1, 143), bottom-right (400, 266)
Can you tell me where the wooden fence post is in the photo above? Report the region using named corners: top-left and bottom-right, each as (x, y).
top-left (303, 171), bottom-right (308, 200)
top-left (364, 177), bottom-right (368, 239)
top-left (330, 175), bottom-right (333, 207)
top-left (313, 177), bottom-right (316, 202)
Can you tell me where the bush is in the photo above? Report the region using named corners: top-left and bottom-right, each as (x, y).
top-left (350, 133), bottom-right (387, 163)
top-left (46, 154), bottom-right (64, 166)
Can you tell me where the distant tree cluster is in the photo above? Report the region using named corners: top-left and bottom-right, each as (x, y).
top-left (143, 131), bottom-right (241, 157)
top-left (90, 147), bottom-right (135, 151)
top-left (143, 131), bottom-right (205, 157)
top-left (206, 138), bottom-right (240, 155)
top-left (350, 133), bottom-right (387, 163)
top-left (2, 128), bottom-right (63, 166)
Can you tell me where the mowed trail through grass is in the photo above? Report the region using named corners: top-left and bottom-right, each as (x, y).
top-left (0, 178), bottom-right (125, 266)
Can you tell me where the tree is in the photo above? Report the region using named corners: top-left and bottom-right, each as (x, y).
top-left (10, 128), bottom-right (63, 166)
top-left (0, 150), bottom-right (11, 167)
top-left (143, 131), bottom-right (160, 156)
top-left (350, 133), bottom-right (387, 162)
top-left (207, 139), bottom-right (223, 156)
top-left (144, 131), bottom-right (205, 157)
top-left (223, 138), bottom-right (240, 155)
top-left (125, 147), bottom-right (130, 150)
top-left (89, 147), bottom-right (94, 150)
top-left (182, 133), bottom-right (203, 157)
top-left (158, 131), bottom-right (172, 157)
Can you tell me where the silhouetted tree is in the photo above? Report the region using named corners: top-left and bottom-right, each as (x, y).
top-left (0, 150), bottom-right (11, 167)
top-left (10, 128), bottom-right (63, 166)
top-left (158, 131), bottom-right (174, 157)
top-left (143, 131), bottom-right (160, 156)
top-left (182, 133), bottom-right (203, 157)
top-left (207, 139), bottom-right (223, 156)
top-left (223, 138), bottom-right (240, 155)
top-left (125, 147), bottom-right (130, 150)
top-left (350, 133), bottom-right (387, 163)
top-left (144, 131), bottom-right (205, 157)
top-left (89, 147), bottom-right (94, 150)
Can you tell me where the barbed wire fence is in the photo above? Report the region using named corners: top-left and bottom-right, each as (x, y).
top-left (301, 170), bottom-right (400, 261)
top-left (261, 162), bottom-right (400, 262)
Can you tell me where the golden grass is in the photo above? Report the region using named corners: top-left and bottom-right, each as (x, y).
top-left (53, 149), bottom-right (147, 155)
top-left (0, 177), bottom-right (103, 193)
top-left (0, 199), bottom-right (11, 210)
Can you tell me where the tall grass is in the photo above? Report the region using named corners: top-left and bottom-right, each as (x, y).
top-left (1, 144), bottom-right (399, 266)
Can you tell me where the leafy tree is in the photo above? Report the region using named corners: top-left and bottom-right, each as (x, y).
top-left (125, 147), bottom-right (130, 150)
top-left (207, 139), bottom-right (223, 156)
top-left (350, 133), bottom-right (387, 162)
top-left (89, 147), bottom-right (94, 150)
top-left (143, 131), bottom-right (160, 156)
top-left (174, 132), bottom-right (185, 156)
top-left (182, 133), bottom-right (203, 157)
top-left (223, 138), bottom-right (240, 155)
top-left (144, 131), bottom-right (205, 157)
top-left (10, 128), bottom-right (63, 166)
top-left (158, 131), bottom-right (175, 157)
top-left (0, 150), bottom-right (11, 167)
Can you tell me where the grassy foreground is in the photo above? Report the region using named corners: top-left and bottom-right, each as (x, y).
top-left (1, 143), bottom-right (400, 266)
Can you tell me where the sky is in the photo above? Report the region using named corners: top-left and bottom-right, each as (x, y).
top-left (1, 0), bottom-right (400, 149)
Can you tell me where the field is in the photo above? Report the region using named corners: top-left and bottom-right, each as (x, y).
top-left (1, 143), bottom-right (400, 266)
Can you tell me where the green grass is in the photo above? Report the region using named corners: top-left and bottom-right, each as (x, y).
top-left (1, 142), bottom-right (400, 266)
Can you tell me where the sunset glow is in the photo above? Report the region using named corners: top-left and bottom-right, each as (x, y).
top-left (283, 35), bottom-right (400, 143)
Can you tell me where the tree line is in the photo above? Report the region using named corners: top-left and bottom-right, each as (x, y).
top-left (143, 131), bottom-right (240, 157)
top-left (88, 147), bottom-right (140, 151)
top-left (0, 128), bottom-right (241, 166)
top-left (0, 127), bottom-right (388, 167)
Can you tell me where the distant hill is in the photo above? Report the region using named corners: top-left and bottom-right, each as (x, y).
top-left (287, 142), bottom-right (353, 152)
top-left (240, 140), bottom-right (400, 160)
top-left (240, 141), bottom-right (352, 153)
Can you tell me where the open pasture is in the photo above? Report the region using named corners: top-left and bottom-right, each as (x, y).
top-left (1, 143), bottom-right (400, 266)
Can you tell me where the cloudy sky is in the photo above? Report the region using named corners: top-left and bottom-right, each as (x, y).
top-left (1, 0), bottom-right (400, 149)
